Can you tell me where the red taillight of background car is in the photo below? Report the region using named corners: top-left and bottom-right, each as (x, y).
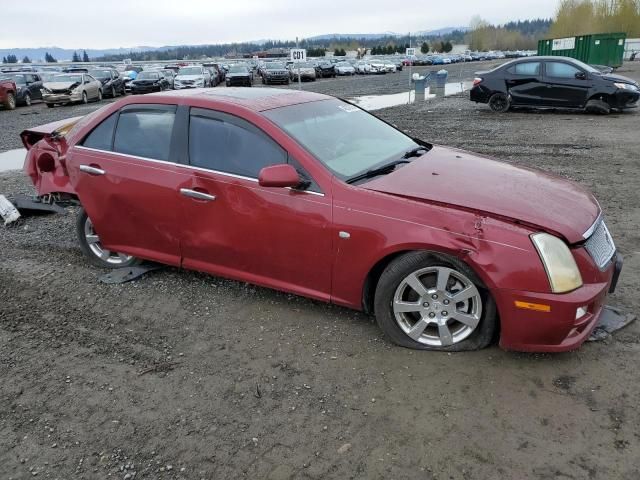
top-left (473, 77), bottom-right (483, 87)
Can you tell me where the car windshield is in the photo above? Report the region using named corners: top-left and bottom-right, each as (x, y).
top-left (263, 98), bottom-right (420, 180)
top-left (137, 72), bottom-right (159, 80)
top-left (53, 74), bottom-right (83, 83)
top-left (178, 67), bottom-right (203, 75)
top-left (296, 62), bottom-right (313, 68)
top-left (337, 62), bottom-right (351, 67)
top-left (570, 59), bottom-right (600, 73)
top-left (229, 65), bottom-right (248, 73)
top-left (4, 74), bottom-right (27, 84)
top-left (267, 63), bottom-right (285, 70)
top-left (91, 70), bottom-right (111, 78)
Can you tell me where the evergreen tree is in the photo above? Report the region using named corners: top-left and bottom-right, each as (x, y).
top-left (420, 41), bottom-right (430, 54)
top-left (6, 54), bottom-right (18, 63)
top-left (82, 50), bottom-right (90, 62)
top-left (443, 41), bottom-right (453, 53)
top-left (22, 56), bottom-right (31, 63)
top-left (45, 52), bottom-right (57, 63)
top-left (72, 51), bottom-right (81, 62)
top-left (2, 56), bottom-right (6, 64)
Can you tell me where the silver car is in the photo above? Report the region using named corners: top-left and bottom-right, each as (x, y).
top-left (41, 73), bottom-right (102, 107)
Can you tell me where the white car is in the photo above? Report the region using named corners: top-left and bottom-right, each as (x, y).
top-left (335, 61), bottom-right (356, 76)
top-left (173, 65), bottom-right (211, 89)
top-left (383, 61), bottom-right (397, 73)
top-left (368, 61), bottom-right (387, 74)
top-left (355, 61), bottom-right (371, 74)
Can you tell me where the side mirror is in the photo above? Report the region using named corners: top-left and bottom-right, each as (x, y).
top-left (575, 71), bottom-right (587, 80)
top-left (258, 164), bottom-right (300, 188)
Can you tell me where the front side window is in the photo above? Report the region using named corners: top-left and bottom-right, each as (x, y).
top-left (263, 99), bottom-right (419, 180)
top-left (113, 109), bottom-right (175, 160)
top-left (546, 62), bottom-right (581, 78)
top-left (189, 109), bottom-right (286, 178)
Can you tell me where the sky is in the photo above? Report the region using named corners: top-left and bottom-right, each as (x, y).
top-left (0, 0), bottom-right (560, 49)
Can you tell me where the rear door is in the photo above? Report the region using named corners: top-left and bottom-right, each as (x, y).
top-left (67, 104), bottom-right (187, 266)
top-left (541, 61), bottom-right (591, 107)
top-left (504, 61), bottom-right (544, 105)
top-left (178, 107), bottom-right (333, 301)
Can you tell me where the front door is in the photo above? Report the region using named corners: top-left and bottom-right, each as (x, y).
top-left (179, 108), bottom-right (333, 301)
top-left (541, 61), bottom-right (591, 108)
top-left (67, 104), bottom-right (185, 266)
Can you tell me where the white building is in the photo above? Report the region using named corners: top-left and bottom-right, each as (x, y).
top-left (624, 38), bottom-right (640, 60)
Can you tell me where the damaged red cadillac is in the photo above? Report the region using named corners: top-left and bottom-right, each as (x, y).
top-left (20, 88), bottom-right (622, 352)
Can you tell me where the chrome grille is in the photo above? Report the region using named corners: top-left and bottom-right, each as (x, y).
top-left (584, 220), bottom-right (615, 268)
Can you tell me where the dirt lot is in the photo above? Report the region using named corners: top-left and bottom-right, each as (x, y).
top-left (1, 61), bottom-right (639, 480)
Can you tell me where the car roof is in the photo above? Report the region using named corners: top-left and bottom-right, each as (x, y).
top-left (150, 88), bottom-right (331, 112)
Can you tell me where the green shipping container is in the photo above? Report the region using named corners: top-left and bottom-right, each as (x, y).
top-left (537, 33), bottom-right (627, 68)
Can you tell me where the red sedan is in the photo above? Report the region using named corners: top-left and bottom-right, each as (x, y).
top-left (21, 88), bottom-right (622, 352)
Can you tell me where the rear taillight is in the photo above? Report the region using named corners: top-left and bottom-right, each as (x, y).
top-left (473, 77), bottom-right (483, 87)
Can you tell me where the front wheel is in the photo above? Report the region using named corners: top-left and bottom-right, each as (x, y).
top-left (76, 208), bottom-right (141, 269)
top-left (97, 89), bottom-right (102, 101)
top-left (488, 92), bottom-right (510, 113)
top-left (81, 91), bottom-right (88, 104)
top-left (4, 92), bottom-right (16, 110)
top-left (23, 93), bottom-right (32, 106)
top-left (374, 252), bottom-right (497, 351)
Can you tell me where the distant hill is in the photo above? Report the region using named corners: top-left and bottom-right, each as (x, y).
top-left (307, 28), bottom-right (469, 41)
top-left (0, 46), bottom-right (170, 62)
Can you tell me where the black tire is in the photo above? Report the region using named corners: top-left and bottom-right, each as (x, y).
top-left (585, 98), bottom-right (611, 115)
top-left (97, 89), bottom-right (102, 102)
top-left (81, 91), bottom-right (88, 104)
top-left (23, 93), bottom-right (32, 106)
top-left (4, 92), bottom-right (16, 110)
top-left (46, 103), bottom-right (54, 108)
top-left (488, 93), bottom-right (510, 113)
top-left (111, 86), bottom-right (116, 97)
top-left (76, 208), bottom-right (141, 269)
top-left (373, 251), bottom-right (497, 352)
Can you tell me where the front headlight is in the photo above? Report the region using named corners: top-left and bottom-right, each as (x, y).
top-left (614, 82), bottom-right (638, 91)
top-left (41, 87), bottom-right (52, 94)
top-left (531, 233), bottom-right (583, 293)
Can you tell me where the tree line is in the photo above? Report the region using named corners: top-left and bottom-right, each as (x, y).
top-left (1, 50), bottom-right (91, 64)
top-left (550, 0), bottom-right (640, 37)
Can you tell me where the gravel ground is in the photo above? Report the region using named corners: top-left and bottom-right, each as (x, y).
top-left (1, 61), bottom-right (639, 480)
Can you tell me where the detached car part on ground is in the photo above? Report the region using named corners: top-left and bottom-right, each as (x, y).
top-left (471, 56), bottom-right (639, 114)
top-left (41, 73), bottom-right (103, 108)
top-left (20, 88), bottom-right (622, 353)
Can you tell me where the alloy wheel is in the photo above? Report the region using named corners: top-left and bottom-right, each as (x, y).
top-left (84, 217), bottom-right (134, 266)
top-left (392, 266), bottom-right (482, 347)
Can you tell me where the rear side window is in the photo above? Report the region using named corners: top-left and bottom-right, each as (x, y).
top-left (509, 62), bottom-right (540, 76)
top-left (82, 112), bottom-right (118, 151)
top-left (546, 62), bottom-right (581, 78)
top-left (189, 111), bottom-right (286, 178)
top-left (114, 109), bottom-right (176, 160)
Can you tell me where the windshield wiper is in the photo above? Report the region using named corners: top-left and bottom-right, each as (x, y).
top-left (403, 146), bottom-right (428, 159)
top-left (346, 160), bottom-right (411, 185)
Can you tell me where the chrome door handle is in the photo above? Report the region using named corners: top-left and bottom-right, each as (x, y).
top-left (180, 188), bottom-right (216, 202)
top-left (79, 164), bottom-right (105, 175)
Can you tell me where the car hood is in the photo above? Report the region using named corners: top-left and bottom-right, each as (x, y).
top-left (43, 81), bottom-right (79, 90)
top-left (361, 145), bottom-right (599, 244)
top-left (600, 73), bottom-right (638, 86)
top-left (228, 72), bottom-right (250, 77)
top-left (175, 74), bottom-right (204, 81)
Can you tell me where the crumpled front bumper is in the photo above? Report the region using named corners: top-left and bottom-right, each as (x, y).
top-left (494, 254), bottom-right (622, 352)
top-left (43, 91), bottom-right (83, 104)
